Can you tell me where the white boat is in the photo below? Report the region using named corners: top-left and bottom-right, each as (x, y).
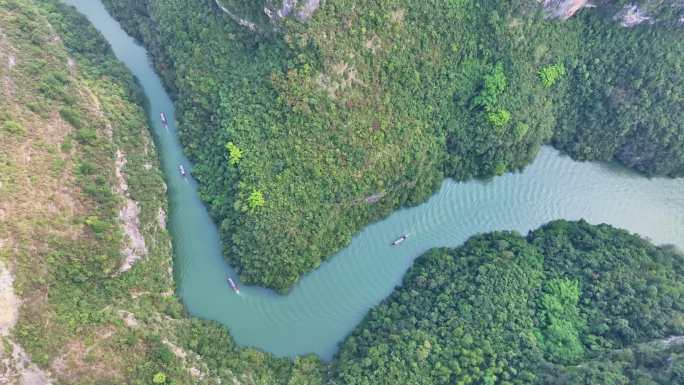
top-left (160, 112), bottom-right (169, 129)
top-left (391, 234), bottom-right (408, 246)
top-left (227, 276), bottom-right (240, 294)
top-left (179, 164), bottom-right (186, 177)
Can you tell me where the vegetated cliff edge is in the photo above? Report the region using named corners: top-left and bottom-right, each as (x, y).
top-left (103, 0), bottom-right (684, 292)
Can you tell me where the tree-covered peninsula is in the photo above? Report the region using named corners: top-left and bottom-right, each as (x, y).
top-left (101, 0), bottom-right (684, 291)
top-left (332, 220), bottom-right (684, 385)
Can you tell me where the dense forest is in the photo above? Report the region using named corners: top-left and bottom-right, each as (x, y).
top-left (553, 9), bottom-right (684, 176)
top-left (100, 0), bottom-right (684, 291)
top-left (332, 220), bottom-right (684, 384)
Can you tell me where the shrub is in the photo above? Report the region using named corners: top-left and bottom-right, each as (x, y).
top-left (59, 107), bottom-right (84, 129)
top-left (2, 120), bottom-right (25, 135)
top-left (152, 372), bottom-right (166, 384)
top-left (248, 189), bottom-right (265, 210)
top-left (85, 216), bottom-right (109, 235)
top-left (225, 141), bottom-right (243, 166)
top-left (539, 63), bottom-right (566, 88)
top-left (487, 109), bottom-right (511, 128)
top-left (75, 128), bottom-right (97, 144)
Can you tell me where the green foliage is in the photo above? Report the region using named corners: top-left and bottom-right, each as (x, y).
top-left (538, 278), bottom-right (585, 364)
top-left (104, 0), bottom-right (452, 290)
top-left (10, 1), bottom-right (684, 383)
top-left (332, 220), bottom-right (684, 385)
top-left (552, 12), bottom-right (684, 177)
top-left (247, 189), bottom-right (265, 210)
top-left (539, 63), bottom-right (566, 88)
top-left (1, 120), bottom-right (25, 135)
top-left (152, 372), bottom-right (167, 384)
top-left (547, 342), bottom-right (684, 385)
top-left (59, 107), bottom-right (84, 129)
top-left (474, 64), bottom-right (512, 129)
top-left (38, 70), bottom-right (71, 102)
top-left (173, 318), bottom-right (324, 385)
top-left (84, 215), bottom-right (110, 236)
top-left (225, 141), bottom-right (243, 166)
top-left (473, 63), bottom-right (507, 110)
top-left (487, 108), bottom-right (511, 128)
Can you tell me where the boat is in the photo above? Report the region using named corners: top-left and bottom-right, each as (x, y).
top-left (179, 164), bottom-right (187, 177)
top-left (391, 234), bottom-right (408, 246)
top-left (227, 276), bottom-right (240, 293)
top-left (160, 112), bottom-right (168, 129)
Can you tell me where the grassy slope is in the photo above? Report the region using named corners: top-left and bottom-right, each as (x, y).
top-left (0, 1), bottom-right (324, 384)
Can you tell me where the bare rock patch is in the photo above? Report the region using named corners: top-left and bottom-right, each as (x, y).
top-left (115, 150), bottom-right (147, 273)
top-left (615, 4), bottom-right (652, 27)
top-left (541, 0), bottom-right (592, 20)
top-left (0, 262), bottom-right (19, 337)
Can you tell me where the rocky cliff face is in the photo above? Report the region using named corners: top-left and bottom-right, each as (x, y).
top-left (541, 0), bottom-right (592, 20)
top-left (542, 0), bottom-right (684, 27)
top-left (214, 0), bottom-right (259, 31)
top-left (218, 0), bottom-right (680, 30)
top-left (214, 0), bottom-right (321, 32)
top-left (614, 4), bottom-right (652, 27)
top-left (264, 0), bottom-right (320, 23)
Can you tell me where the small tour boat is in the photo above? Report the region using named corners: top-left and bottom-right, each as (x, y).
top-left (391, 234), bottom-right (408, 246)
top-left (160, 112), bottom-right (169, 129)
top-left (179, 164), bottom-right (187, 177)
top-left (227, 276), bottom-right (240, 294)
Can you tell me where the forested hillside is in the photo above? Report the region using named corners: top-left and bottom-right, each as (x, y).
top-left (0, 1), bottom-right (323, 383)
top-left (101, 0), bottom-right (684, 291)
top-left (552, 11), bottom-right (684, 176)
top-left (332, 220), bottom-right (684, 384)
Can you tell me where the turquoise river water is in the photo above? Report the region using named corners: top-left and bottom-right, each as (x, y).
top-left (64, 0), bottom-right (684, 361)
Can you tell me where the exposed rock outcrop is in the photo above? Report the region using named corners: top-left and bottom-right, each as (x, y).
top-left (214, 0), bottom-right (258, 31)
top-left (263, 0), bottom-right (294, 22)
top-left (614, 4), bottom-right (652, 27)
top-left (541, 0), bottom-right (592, 20)
top-left (364, 192), bottom-right (386, 204)
top-left (115, 150), bottom-right (147, 273)
top-left (0, 262), bottom-right (18, 337)
top-left (264, 0), bottom-right (320, 22)
top-left (214, 0), bottom-right (321, 31)
top-left (3, 342), bottom-right (55, 385)
top-left (541, 0), bottom-right (683, 25)
top-left (0, 263), bottom-right (55, 385)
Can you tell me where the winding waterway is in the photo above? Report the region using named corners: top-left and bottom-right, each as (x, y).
top-left (64, 0), bottom-right (684, 361)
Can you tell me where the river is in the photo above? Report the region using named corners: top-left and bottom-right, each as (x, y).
top-left (63, 0), bottom-right (684, 361)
